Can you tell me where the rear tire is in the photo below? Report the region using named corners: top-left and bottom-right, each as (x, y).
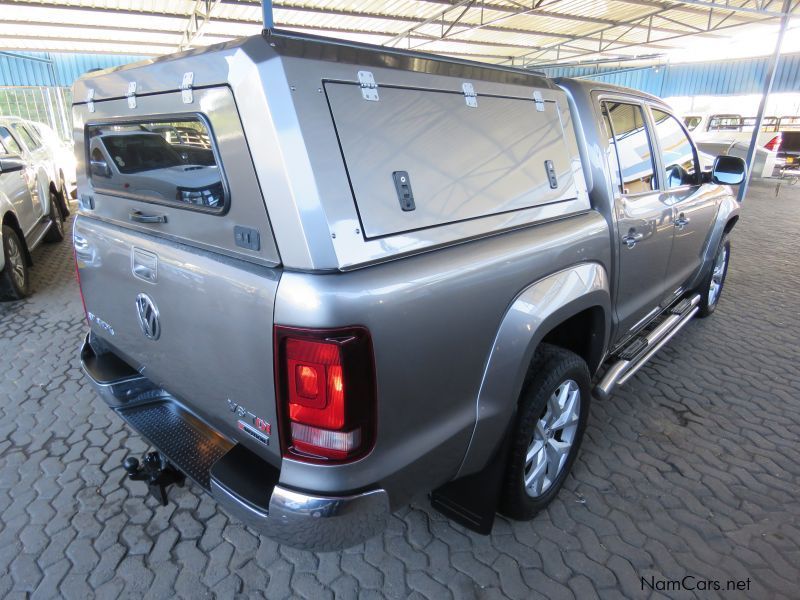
top-left (58, 174), bottom-right (71, 218)
top-left (697, 235), bottom-right (730, 318)
top-left (44, 191), bottom-right (65, 243)
top-left (499, 344), bottom-right (591, 520)
top-left (0, 224), bottom-right (30, 300)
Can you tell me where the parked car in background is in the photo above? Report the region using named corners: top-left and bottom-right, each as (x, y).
top-left (0, 117), bottom-right (70, 221)
top-left (773, 116), bottom-right (800, 176)
top-left (0, 122), bottom-right (66, 299)
top-left (27, 120), bottom-right (78, 203)
top-left (682, 112), bottom-right (797, 178)
top-left (74, 31), bottom-right (744, 551)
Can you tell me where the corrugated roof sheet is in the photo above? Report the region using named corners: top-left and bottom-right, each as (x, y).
top-left (0, 0), bottom-right (794, 65)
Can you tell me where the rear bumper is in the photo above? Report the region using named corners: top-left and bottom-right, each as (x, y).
top-left (79, 333), bottom-right (390, 551)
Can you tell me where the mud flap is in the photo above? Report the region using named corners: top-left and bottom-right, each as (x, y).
top-left (430, 415), bottom-right (515, 535)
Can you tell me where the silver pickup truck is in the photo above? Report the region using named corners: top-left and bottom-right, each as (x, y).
top-left (73, 30), bottom-right (745, 551)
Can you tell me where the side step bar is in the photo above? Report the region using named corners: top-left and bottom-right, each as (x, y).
top-left (595, 294), bottom-right (701, 400)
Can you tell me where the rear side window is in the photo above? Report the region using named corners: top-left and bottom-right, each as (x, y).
top-left (779, 116), bottom-right (800, 132)
top-left (0, 127), bottom-right (22, 155)
top-left (708, 115), bottom-right (742, 131)
top-left (86, 117), bottom-right (227, 213)
top-left (683, 116), bottom-right (701, 131)
top-left (651, 109), bottom-right (699, 189)
top-left (602, 102), bottom-right (657, 195)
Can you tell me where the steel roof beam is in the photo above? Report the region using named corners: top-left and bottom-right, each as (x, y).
top-left (364, 0), bottom-right (729, 37)
top-left (520, 10), bottom-right (769, 66)
top-left (0, 18), bottom-right (230, 39)
top-left (0, 1), bottom-right (256, 27)
top-left (610, 0), bottom-right (792, 18)
top-left (180, 0), bottom-right (223, 50)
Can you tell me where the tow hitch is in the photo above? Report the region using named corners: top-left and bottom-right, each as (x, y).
top-left (123, 452), bottom-right (186, 506)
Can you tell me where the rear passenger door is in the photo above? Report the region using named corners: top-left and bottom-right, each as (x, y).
top-left (648, 107), bottom-right (718, 297)
top-left (601, 100), bottom-right (673, 337)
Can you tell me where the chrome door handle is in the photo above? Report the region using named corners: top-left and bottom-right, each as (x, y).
top-left (129, 210), bottom-right (167, 224)
top-left (675, 215), bottom-right (690, 229)
top-left (622, 232), bottom-right (644, 249)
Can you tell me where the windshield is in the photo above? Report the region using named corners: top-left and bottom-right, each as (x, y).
top-left (101, 134), bottom-right (184, 174)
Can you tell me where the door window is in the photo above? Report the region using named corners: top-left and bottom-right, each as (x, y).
top-left (0, 127), bottom-right (22, 155)
top-left (602, 102), bottom-right (657, 195)
top-left (12, 124), bottom-right (41, 151)
top-left (651, 109), bottom-right (700, 189)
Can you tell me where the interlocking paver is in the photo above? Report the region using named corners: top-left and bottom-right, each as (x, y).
top-left (1, 181), bottom-right (799, 598)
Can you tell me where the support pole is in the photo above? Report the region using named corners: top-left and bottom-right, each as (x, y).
top-left (262, 0), bottom-right (274, 29)
top-left (738, 0), bottom-right (792, 202)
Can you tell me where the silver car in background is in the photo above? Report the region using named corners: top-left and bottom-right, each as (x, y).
top-left (0, 120), bottom-right (67, 299)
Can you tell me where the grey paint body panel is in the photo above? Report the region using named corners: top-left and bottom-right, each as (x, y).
top-left (273, 211), bottom-right (610, 500)
top-left (456, 262), bottom-right (610, 478)
top-left (74, 217), bottom-right (283, 466)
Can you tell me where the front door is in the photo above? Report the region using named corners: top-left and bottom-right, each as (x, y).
top-left (0, 125), bottom-right (39, 233)
top-left (601, 101), bottom-right (674, 338)
top-left (648, 108), bottom-right (719, 295)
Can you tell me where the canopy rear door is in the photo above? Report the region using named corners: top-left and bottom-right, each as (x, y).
top-left (325, 82), bottom-right (579, 239)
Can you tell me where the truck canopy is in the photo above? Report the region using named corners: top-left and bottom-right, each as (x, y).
top-left (73, 30), bottom-right (591, 271)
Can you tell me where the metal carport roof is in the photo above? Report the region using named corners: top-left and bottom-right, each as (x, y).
top-left (0, 0), bottom-right (798, 69)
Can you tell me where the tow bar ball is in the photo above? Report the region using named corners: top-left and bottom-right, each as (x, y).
top-left (123, 452), bottom-right (186, 506)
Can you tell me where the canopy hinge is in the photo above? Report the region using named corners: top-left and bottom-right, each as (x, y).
top-left (87, 89), bottom-right (95, 113)
top-left (181, 72), bottom-right (194, 104)
top-left (127, 81), bottom-right (137, 109)
top-left (358, 71), bottom-right (379, 102)
top-left (533, 91), bottom-right (545, 112)
top-left (462, 82), bottom-right (478, 108)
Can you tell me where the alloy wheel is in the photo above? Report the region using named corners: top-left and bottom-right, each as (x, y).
top-left (6, 235), bottom-right (25, 289)
top-left (708, 246), bottom-right (728, 307)
top-left (523, 379), bottom-right (581, 498)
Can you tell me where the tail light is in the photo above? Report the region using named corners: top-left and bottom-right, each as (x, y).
top-left (765, 135), bottom-right (781, 152)
top-left (274, 326), bottom-right (376, 462)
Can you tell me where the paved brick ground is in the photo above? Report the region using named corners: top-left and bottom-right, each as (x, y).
top-left (1, 180), bottom-right (798, 599)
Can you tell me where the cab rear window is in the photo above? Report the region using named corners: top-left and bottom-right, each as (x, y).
top-left (86, 117), bottom-right (227, 213)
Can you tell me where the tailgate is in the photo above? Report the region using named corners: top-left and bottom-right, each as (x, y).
top-left (73, 87), bottom-right (283, 465)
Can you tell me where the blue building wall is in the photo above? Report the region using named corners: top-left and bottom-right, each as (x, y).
top-left (542, 52), bottom-right (800, 97)
top-left (0, 51), bottom-right (146, 88)
top-left (2, 49), bottom-right (799, 99)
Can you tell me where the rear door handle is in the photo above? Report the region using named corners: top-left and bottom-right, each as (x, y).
top-left (622, 232), bottom-right (644, 249)
top-left (129, 210), bottom-right (167, 224)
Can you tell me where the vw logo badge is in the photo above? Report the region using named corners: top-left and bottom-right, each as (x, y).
top-left (135, 293), bottom-right (161, 340)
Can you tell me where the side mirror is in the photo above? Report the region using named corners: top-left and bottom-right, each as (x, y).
top-left (0, 156), bottom-right (25, 174)
top-left (90, 157), bottom-right (111, 178)
top-left (712, 155), bottom-right (746, 185)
